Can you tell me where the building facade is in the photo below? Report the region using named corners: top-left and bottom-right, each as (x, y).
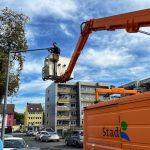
top-left (24, 103), bottom-right (43, 131)
top-left (45, 81), bottom-right (111, 136)
top-left (120, 77), bottom-right (150, 92)
top-left (0, 104), bottom-right (15, 133)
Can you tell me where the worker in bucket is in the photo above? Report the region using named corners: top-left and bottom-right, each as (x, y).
top-left (48, 42), bottom-right (61, 77)
top-left (49, 42), bottom-right (60, 62)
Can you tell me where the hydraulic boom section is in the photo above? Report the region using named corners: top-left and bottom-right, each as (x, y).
top-left (95, 87), bottom-right (140, 102)
top-left (55, 9), bottom-right (150, 83)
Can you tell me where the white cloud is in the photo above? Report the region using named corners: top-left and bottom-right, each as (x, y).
top-left (22, 58), bottom-right (44, 74)
top-left (79, 47), bottom-right (134, 68)
top-left (129, 66), bottom-right (145, 76)
top-left (74, 63), bottom-right (150, 86)
top-left (89, 28), bottom-right (150, 50)
top-left (60, 23), bottom-right (73, 37)
top-left (8, 96), bottom-right (45, 113)
top-left (131, 0), bottom-right (150, 9)
top-left (25, 27), bottom-right (37, 47)
top-left (11, 96), bottom-right (45, 105)
top-left (2, 0), bottom-right (78, 19)
top-left (19, 78), bottom-right (52, 95)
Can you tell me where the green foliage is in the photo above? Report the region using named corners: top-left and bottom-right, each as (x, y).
top-left (14, 111), bottom-right (24, 125)
top-left (0, 7), bottom-right (29, 101)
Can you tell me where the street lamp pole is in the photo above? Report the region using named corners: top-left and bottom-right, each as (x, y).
top-left (0, 47), bottom-right (49, 141)
top-left (1, 49), bottom-right (11, 142)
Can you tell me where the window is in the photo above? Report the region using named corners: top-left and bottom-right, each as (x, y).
top-left (71, 111), bottom-right (76, 116)
top-left (47, 97), bottom-right (49, 101)
top-left (71, 120), bottom-right (76, 125)
top-left (71, 95), bottom-right (75, 99)
top-left (71, 104), bottom-right (76, 107)
top-left (57, 121), bottom-right (62, 125)
top-left (72, 87), bottom-right (76, 91)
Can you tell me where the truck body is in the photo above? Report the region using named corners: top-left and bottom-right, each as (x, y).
top-left (84, 92), bottom-right (150, 150)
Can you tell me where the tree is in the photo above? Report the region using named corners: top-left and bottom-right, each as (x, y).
top-left (14, 112), bottom-right (24, 125)
top-left (0, 8), bottom-right (29, 103)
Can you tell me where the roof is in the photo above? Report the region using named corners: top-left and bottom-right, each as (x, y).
top-left (120, 77), bottom-right (150, 88)
top-left (27, 103), bottom-right (43, 112)
top-left (0, 104), bottom-right (15, 114)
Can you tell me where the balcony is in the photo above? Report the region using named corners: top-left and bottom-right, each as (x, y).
top-left (81, 90), bottom-right (95, 94)
top-left (57, 125), bottom-right (70, 129)
top-left (58, 88), bottom-right (76, 94)
top-left (70, 107), bottom-right (77, 111)
top-left (57, 106), bottom-right (70, 111)
top-left (70, 116), bottom-right (77, 120)
top-left (57, 115), bottom-right (71, 120)
top-left (57, 99), bottom-right (70, 104)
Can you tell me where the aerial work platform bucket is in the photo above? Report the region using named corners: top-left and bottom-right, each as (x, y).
top-left (42, 54), bottom-right (73, 81)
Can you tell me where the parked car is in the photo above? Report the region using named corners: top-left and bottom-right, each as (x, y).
top-left (65, 130), bottom-right (83, 147)
top-left (4, 137), bottom-right (28, 149)
top-left (41, 132), bottom-right (60, 142)
top-left (33, 131), bottom-right (38, 136)
top-left (0, 134), bottom-right (13, 138)
top-left (26, 130), bottom-right (34, 136)
top-left (35, 131), bottom-right (48, 141)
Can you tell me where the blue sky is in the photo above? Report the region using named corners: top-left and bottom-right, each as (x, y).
top-left (1, 0), bottom-right (150, 112)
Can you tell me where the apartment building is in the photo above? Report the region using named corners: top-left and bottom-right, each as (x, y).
top-left (120, 77), bottom-right (150, 92)
top-left (24, 103), bottom-right (43, 131)
top-left (45, 81), bottom-right (111, 136)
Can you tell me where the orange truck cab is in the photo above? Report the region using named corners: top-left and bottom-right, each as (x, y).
top-left (84, 91), bottom-right (150, 150)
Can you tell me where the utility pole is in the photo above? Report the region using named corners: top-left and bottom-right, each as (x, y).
top-left (1, 49), bottom-right (11, 142)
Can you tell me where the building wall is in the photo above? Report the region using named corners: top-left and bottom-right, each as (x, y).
top-left (0, 104), bottom-right (15, 128)
top-left (26, 112), bottom-right (43, 127)
top-left (45, 81), bottom-right (111, 136)
top-left (0, 114), bottom-right (14, 128)
top-left (45, 82), bottom-right (56, 131)
top-left (6, 114), bottom-right (14, 127)
top-left (24, 107), bottom-right (28, 127)
top-left (24, 107), bottom-right (43, 129)
top-left (120, 77), bottom-right (150, 92)
top-left (0, 114), bottom-right (7, 127)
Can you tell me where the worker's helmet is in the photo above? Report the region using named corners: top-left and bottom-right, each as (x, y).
top-left (53, 42), bottom-right (57, 47)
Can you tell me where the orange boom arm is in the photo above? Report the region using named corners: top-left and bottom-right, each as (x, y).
top-left (95, 88), bottom-right (140, 102)
top-left (55, 9), bottom-right (150, 83)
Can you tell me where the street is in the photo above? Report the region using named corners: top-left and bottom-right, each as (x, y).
top-left (13, 133), bottom-right (83, 150)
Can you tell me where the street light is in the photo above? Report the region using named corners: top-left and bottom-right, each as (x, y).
top-left (1, 47), bottom-right (49, 142)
